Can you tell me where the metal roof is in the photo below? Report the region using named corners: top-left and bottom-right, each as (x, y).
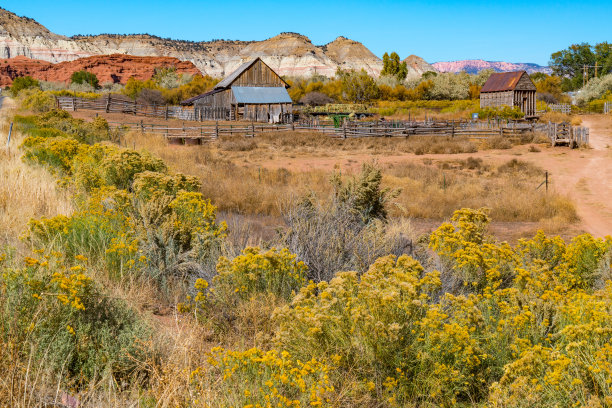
top-left (180, 88), bottom-right (223, 105)
top-left (480, 71), bottom-right (528, 93)
top-left (232, 86), bottom-right (292, 104)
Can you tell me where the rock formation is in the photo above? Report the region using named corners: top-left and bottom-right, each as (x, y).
top-left (432, 59), bottom-right (551, 74)
top-left (0, 54), bottom-right (200, 87)
top-left (0, 7), bottom-right (437, 79)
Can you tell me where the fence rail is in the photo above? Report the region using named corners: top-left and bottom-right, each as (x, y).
top-left (548, 104), bottom-right (572, 114)
top-left (106, 118), bottom-right (569, 145)
top-left (605, 102), bottom-right (612, 114)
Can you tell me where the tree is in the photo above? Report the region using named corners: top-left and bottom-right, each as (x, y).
top-left (300, 91), bottom-right (333, 106)
top-left (550, 42), bottom-right (612, 91)
top-left (337, 69), bottom-right (379, 103)
top-left (70, 70), bottom-right (99, 89)
top-left (10, 76), bottom-right (40, 96)
top-left (381, 52), bottom-right (408, 81)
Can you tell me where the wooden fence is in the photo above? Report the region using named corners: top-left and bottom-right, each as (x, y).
top-left (544, 122), bottom-right (589, 147)
top-left (56, 95), bottom-right (292, 123)
top-left (548, 104), bottom-right (572, 114)
top-left (56, 95), bottom-right (200, 120)
top-left (108, 118), bottom-right (569, 145)
top-left (605, 102), bottom-right (612, 114)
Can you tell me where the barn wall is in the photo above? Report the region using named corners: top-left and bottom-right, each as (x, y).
top-left (232, 59), bottom-right (286, 87)
top-left (480, 91), bottom-right (513, 109)
top-left (194, 89), bottom-right (234, 108)
top-left (514, 73), bottom-right (537, 91)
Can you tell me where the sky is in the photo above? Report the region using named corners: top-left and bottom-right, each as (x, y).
top-left (2, 0), bottom-right (610, 65)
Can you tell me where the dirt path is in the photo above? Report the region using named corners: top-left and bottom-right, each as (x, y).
top-left (549, 115), bottom-right (612, 238)
top-left (250, 115), bottom-right (612, 238)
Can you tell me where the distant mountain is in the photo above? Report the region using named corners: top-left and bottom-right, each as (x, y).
top-left (0, 7), bottom-right (435, 79)
top-left (432, 60), bottom-right (552, 74)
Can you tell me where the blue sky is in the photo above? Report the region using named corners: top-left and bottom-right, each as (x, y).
top-left (2, 0), bottom-right (610, 65)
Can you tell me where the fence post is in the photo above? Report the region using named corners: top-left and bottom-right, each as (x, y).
top-left (105, 94), bottom-right (111, 113)
top-left (343, 118), bottom-right (347, 139)
top-left (165, 106), bottom-right (168, 121)
top-left (215, 121), bottom-right (219, 139)
top-left (6, 122), bottom-right (13, 150)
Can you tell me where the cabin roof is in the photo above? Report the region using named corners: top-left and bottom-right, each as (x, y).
top-left (214, 57), bottom-right (288, 90)
top-left (232, 86), bottom-right (292, 104)
top-left (480, 71), bottom-right (530, 93)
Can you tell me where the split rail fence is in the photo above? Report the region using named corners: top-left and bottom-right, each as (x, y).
top-left (57, 95), bottom-right (589, 147)
top-left (107, 118), bottom-right (588, 147)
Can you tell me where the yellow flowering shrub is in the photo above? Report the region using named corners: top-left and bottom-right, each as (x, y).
top-left (132, 170), bottom-right (201, 200)
top-left (0, 253), bottom-right (151, 386)
top-left (214, 247), bottom-right (307, 301)
top-left (168, 191), bottom-right (227, 252)
top-left (100, 147), bottom-right (167, 190)
top-left (21, 136), bottom-right (84, 174)
top-left (190, 347), bottom-right (335, 407)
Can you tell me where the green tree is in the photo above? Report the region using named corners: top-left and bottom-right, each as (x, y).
top-left (70, 70), bottom-right (100, 89)
top-left (10, 76), bottom-right (40, 96)
top-left (381, 51), bottom-right (408, 81)
top-left (550, 42), bottom-right (612, 91)
top-left (337, 69), bottom-right (379, 103)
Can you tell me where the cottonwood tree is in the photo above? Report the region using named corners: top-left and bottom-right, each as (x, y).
top-left (381, 52), bottom-right (408, 81)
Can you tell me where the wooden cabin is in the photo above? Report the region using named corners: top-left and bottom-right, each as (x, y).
top-left (182, 58), bottom-right (292, 122)
top-left (479, 71), bottom-right (537, 117)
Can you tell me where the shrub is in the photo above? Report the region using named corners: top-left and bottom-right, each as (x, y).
top-left (137, 88), bottom-right (165, 106)
top-left (300, 91), bottom-right (334, 106)
top-left (100, 148), bottom-right (167, 190)
top-left (0, 255), bottom-right (151, 387)
top-left (21, 136), bottom-right (83, 175)
top-left (214, 247), bottom-right (307, 302)
top-left (70, 70), bottom-right (100, 89)
top-left (19, 89), bottom-right (57, 113)
top-left (10, 75), bottom-right (40, 96)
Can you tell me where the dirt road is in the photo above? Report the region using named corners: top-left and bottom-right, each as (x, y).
top-left (251, 115), bottom-right (612, 238)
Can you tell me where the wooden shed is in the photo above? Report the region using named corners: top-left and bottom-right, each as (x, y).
top-left (479, 71), bottom-right (537, 117)
top-left (182, 58), bottom-right (293, 123)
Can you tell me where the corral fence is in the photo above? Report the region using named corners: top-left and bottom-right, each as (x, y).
top-left (605, 102), bottom-right (612, 114)
top-left (56, 95), bottom-right (293, 123)
top-left (108, 118), bottom-right (569, 145)
top-left (544, 122), bottom-right (589, 147)
top-left (547, 104), bottom-right (572, 114)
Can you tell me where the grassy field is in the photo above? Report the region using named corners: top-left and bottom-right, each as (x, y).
top-left (2, 101), bottom-right (609, 408)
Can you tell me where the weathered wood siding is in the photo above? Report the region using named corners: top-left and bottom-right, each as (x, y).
top-left (232, 59), bottom-right (286, 87)
top-left (480, 91), bottom-right (513, 109)
top-left (194, 89), bottom-right (234, 107)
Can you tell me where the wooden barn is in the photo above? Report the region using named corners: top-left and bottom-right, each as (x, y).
top-left (182, 58), bottom-right (293, 122)
top-left (479, 71), bottom-right (537, 117)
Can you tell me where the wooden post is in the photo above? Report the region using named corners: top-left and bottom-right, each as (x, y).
top-left (72, 97), bottom-right (77, 112)
top-left (545, 171), bottom-right (548, 192)
top-left (6, 122), bottom-right (12, 150)
top-left (251, 122), bottom-right (255, 138)
top-left (105, 94), bottom-right (111, 113)
top-left (165, 105), bottom-right (168, 120)
top-left (215, 121), bottom-right (219, 139)
top-left (140, 120), bottom-right (144, 134)
top-left (343, 118), bottom-right (347, 139)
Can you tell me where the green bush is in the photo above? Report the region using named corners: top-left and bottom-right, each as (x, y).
top-left (0, 256), bottom-right (151, 387)
top-left (70, 70), bottom-right (100, 89)
top-left (10, 76), bottom-right (40, 96)
top-left (19, 89), bottom-right (57, 113)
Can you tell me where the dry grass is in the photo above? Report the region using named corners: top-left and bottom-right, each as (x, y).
top-left (0, 110), bottom-right (73, 250)
top-left (540, 111), bottom-right (583, 126)
top-left (121, 131), bottom-right (577, 226)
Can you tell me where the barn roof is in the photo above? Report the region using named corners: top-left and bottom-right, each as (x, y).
top-left (480, 71), bottom-right (529, 93)
top-left (214, 57), bottom-right (289, 89)
top-left (232, 86), bottom-right (292, 104)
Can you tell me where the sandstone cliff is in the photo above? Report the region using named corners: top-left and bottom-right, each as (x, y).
top-left (432, 59), bottom-right (551, 74)
top-left (0, 54), bottom-right (200, 87)
top-left (0, 7), bottom-right (436, 79)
